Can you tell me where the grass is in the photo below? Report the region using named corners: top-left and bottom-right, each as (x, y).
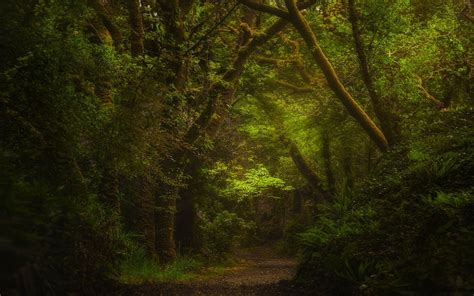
top-left (117, 246), bottom-right (239, 284)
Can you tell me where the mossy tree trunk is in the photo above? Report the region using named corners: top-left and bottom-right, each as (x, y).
top-left (155, 187), bottom-right (177, 263)
top-left (347, 0), bottom-right (400, 147)
top-left (284, 0), bottom-right (388, 152)
top-left (134, 176), bottom-right (157, 259)
top-left (239, 0), bottom-right (389, 152)
top-left (127, 0), bottom-right (145, 56)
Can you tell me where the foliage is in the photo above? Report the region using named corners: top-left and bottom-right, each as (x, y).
top-left (200, 211), bottom-right (256, 259)
top-left (295, 107), bottom-right (474, 294)
top-left (1, 0), bottom-right (472, 294)
top-left (222, 164), bottom-right (293, 201)
top-left (118, 244), bottom-right (202, 284)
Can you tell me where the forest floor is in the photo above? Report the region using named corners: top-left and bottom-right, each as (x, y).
top-left (118, 245), bottom-right (308, 295)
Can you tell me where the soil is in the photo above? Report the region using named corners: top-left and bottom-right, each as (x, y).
top-left (118, 245), bottom-right (311, 296)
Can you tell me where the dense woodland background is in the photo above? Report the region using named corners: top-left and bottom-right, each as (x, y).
top-left (0, 0), bottom-right (473, 295)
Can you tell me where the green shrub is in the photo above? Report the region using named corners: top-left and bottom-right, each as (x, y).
top-left (118, 242), bottom-right (203, 283)
top-left (200, 211), bottom-right (256, 258)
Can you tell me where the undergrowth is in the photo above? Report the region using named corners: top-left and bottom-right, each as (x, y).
top-left (295, 107), bottom-right (474, 295)
top-left (117, 245), bottom-right (202, 284)
top-left (117, 242), bottom-right (237, 284)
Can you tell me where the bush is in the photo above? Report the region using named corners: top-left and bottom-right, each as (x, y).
top-left (118, 241), bottom-right (202, 284)
top-left (200, 211), bottom-right (256, 258)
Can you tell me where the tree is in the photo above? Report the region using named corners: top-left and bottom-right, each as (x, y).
top-left (239, 0), bottom-right (389, 152)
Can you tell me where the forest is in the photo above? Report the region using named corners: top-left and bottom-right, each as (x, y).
top-left (0, 0), bottom-right (473, 295)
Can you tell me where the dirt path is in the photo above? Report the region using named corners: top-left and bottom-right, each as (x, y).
top-left (121, 246), bottom-right (304, 296)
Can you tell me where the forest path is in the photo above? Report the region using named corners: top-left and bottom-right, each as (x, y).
top-left (123, 245), bottom-right (303, 295)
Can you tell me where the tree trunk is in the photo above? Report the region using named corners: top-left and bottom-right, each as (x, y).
top-left (347, 0), bottom-right (400, 147)
top-left (135, 176), bottom-right (157, 258)
top-left (284, 0), bottom-right (389, 152)
top-left (157, 0), bottom-right (190, 90)
top-left (127, 0), bottom-right (145, 56)
top-left (155, 187), bottom-right (177, 263)
top-left (292, 189), bottom-right (302, 214)
top-left (175, 188), bottom-right (196, 252)
top-left (87, 0), bottom-right (123, 51)
top-left (154, 1), bottom-right (195, 261)
top-left (175, 155), bottom-right (204, 252)
top-left (288, 140), bottom-right (329, 201)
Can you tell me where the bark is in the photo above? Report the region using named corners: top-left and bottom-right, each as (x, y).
top-left (287, 139), bottom-right (329, 201)
top-left (347, 0), bottom-right (400, 147)
top-left (283, 0), bottom-right (389, 152)
top-left (87, 0), bottom-right (123, 51)
top-left (321, 129), bottom-right (336, 195)
top-left (157, 0), bottom-right (192, 90)
top-left (292, 189), bottom-right (302, 214)
top-left (416, 75), bottom-right (447, 110)
top-left (127, 0), bottom-right (145, 56)
top-left (135, 176), bottom-right (157, 258)
top-left (175, 159), bottom-right (201, 251)
top-left (155, 188), bottom-right (177, 263)
top-left (154, 1), bottom-right (197, 260)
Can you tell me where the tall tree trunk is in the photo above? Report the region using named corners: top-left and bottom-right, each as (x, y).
top-left (157, 0), bottom-right (190, 90)
top-left (127, 0), bottom-right (145, 56)
top-left (292, 189), bottom-right (302, 214)
top-left (283, 0), bottom-right (389, 152)
top-left (175, 159), bottom-right (201, 252)
top-left (155, 187), bottom-right (177, 263)
top-left (347, 0), bottom-right (400, 147)
top-left (154, 0), bottom-right (196, 257)
top-left (321, 129), bottom-right (336, 195)
top-left (134, 176), bottom-right (157, 258)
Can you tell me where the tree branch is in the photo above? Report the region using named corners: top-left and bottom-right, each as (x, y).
top-left (238, 0), bottom-right (291, 20)
top-left (415, 75), bottom-right (446, 110)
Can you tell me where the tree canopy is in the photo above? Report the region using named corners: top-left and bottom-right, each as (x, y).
top-left (1, 0), bottom-right (473, 294)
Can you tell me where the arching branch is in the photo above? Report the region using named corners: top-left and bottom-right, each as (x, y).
top-left (238, 0), bottom-right (290, 20)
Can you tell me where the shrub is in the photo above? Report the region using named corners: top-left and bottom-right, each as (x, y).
top-left (200, 211), bottom-right (256, 258)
